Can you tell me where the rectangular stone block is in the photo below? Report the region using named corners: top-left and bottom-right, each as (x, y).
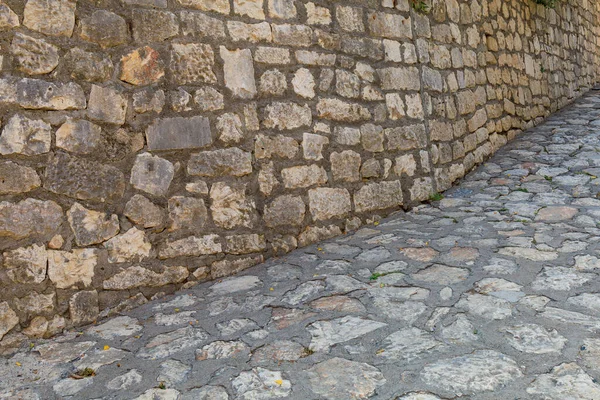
top-left (188, 148), bottom-right (252, 177)
top-left (146, 116), bottom-right (212, 151)
top-left (354, 180), bottom-right (403, 213)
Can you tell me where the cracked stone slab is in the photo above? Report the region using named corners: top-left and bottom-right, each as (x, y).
top-left (502, 324), bottom-right (567, 354)
top-left (307, 316), bottom-right (386, 352)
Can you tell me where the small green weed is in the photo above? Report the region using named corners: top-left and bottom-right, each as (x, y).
top-left (410, 0), bottom-right (430, 14)
top-left (429, 193), bottom-right (444, 202)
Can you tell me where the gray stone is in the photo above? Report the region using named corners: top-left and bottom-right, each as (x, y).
top-left (69, 290), bottom-right (99, 326)
top-left (527, 363), bottom-right (600, 399)
top-left (45, 152), bottom-right (125, 202)
top-left (0, 162), bottom-right (40, 195)
top-left (23, 0), bottom-right (75, 37)
top-left (56, 119), bottom-right (102, 154)
top-left (80, 10), bottom-right (129, 48)
top-left (147, 116), bottom-right (212, 151)
top-left (67, 203), bottom-right (119, 246)
top-left (87, 316), bottom-right (142, 340)
top-left (281, 165), bottom-right (328, 189)
top-left (131, 153), bottom-right (175, 197)
top-left (306, 358), bottom-right (386, 400)
top-left (264, 195), bottom-right (305, 227)
top-left (0, 302), bottom-right (19, 340)
top-left (64, 48), bottom-right (114, 83)
top-left (138, 326), bottom-right (210, 359)
top-left (421, 350), bottom-right (522, 395)
top-left (3, 244), bottom-right (47, 284)
top-left (157, 360), bottom-right (191, 385)
top-left (531, 267), bottom-right (592, 291)
top-left (11, 33), bottom-right (59, 75)
top-left (502, 324), bottom-right (567, 354)
top-left (132, 9), bottom-right (179, 43)
top-left (188, 148), bottom-right (252, 177)
top-left (180, 386), bottom-right (229, 400)
top-left (0, 115), bottom-right (51, 156)
top-left (0, 199), bottom-right (63, 240)
top-left (264, 102), bottom-right (312, 130)
top-left (220, 47), bottom-right (256, 99)
top-left (106, 370), bottom-right (143, 391)
top-left (308, 316), bottom-right (386, 352)
top-left (0, 78), bottom-right (86, 110)
top-left (232, 368), bottom-right (291, 399)
top-left (378, 328), bottom-right (443, 361)
top-left (124, 195), bottom-right (164, 228)
top-left (0, 4), bottom-right (19, 31)
top-left (87, 85), bottom-right (128, 125)
top-left (158, 235), bottom-right (222, 258)
top-left (180, 11), bottom-right (226, 39)
top-left (196, 340), bottom-right (250, 360)
top-left (354, 181), bottom-right (403, 212)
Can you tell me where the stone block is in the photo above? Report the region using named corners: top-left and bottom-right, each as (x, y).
top-left (309, 188), bottom-right (352, 221)
top-left (302, 133), bottom-right (329, 160)
top-left (147, 116), bottom-right (212, 151)
top-left (0, 199), bottom-right (63, 240)
top-left (331, 151), bottom-right (361, 182)
top-left (124, 195), bottom-right (164, 228)
top-left (0, 78), bottom-right (86, 110)
top-left (69, 291), bottom-right (99, 326)
top-left (44, 152), bottom-right (126, 203)
top-left (104, 227), bottom-right (152, 263)
top-left (264, 195), bottom-right (305, 227)
top-left (80, 10), bottom-right (129, 48)
top-left (158, 235), bottom-right (222, 259)
top-left (264, 102), bottom-right (312, 130)
top-left (3, 244), bottom-right (47, 284)
top-left (132, 9), bottom-right (179, 43)
top-left (281, 165), bottom-right (328, 188)
top-left (87, 85), bottom-right (128, 125)
top-left (255, 134), bottom-right (299, 159)
top-left (228, 21), bottom-right (272, 42)
top-left (23, 0), bottom-right (75, 37)
top-left (68, 203), bottom-right (120, 246)
top-left (188, 148), bottom-right (252, 177)
top-left (56, 119), bottom-right (103, 154)
top-left (221, 47), bottom-right (257, 99)
top-left (65, 48), bottom-right (113, 82)
top-left (269, 0), bottom-right (296, 19)
top-left (354, 181), bottom-right (403, 213)
top-left (170, 43), bottom-right (217, 85)
top-left (272, 24), bottom-right (313, 47)
top-left (11, 33), bottom-right (59, 75)
top-left (210, 182), bottom-right (257, 229)
top-left (233, 0), bottom-right (265, 19)
top-left (0, 162), bottom-right (40, 195)
top-left (176, 0), bottom-right (230, 14)
top-left (168, 196), bottom-right (208, 231)
top-left (48, 249), bottom-right (97, 289)
top-left (317, 98), bottom-right (370, 122)
top-left (120, 46), bottom-right (165, 86)
top-left (103, 265), bottom-right (189, 289)
top-left (130, 153), bottom-right (174, 197)
top-left (367, 12), bottom-right (412, 39)
top-left (0, 115), bottom-right (51, 156)
top-left (225, 234), bottom-right (266, 254)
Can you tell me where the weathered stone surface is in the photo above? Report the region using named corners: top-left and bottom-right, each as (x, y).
top-left (255, 134), bottom-right (299, 159)
top-left (131, 153), bottom-right (175, 197)
top-left (302, 133), bottom-right (329, 160)
top-left (210, 182), bottom-right (257, 229)
top-left (188, 148), bottom-right (252, 177)
top-left (45, 152), bottom-right (125, 203)
top-left (531, 267), bottom-right (592, 291)
top-left (56, 119), bottom-right (103, 154)
top-left (171, 43), bottom-right (217, 84)
top-left (147, 116), bottom-right (212, 151)
top-left (0, 199), bottom-right (63, 240)
top-left (264, 195), bottom-right (305, 228)
top-left (120, 46), bottom-right (165, 85)
top-left (378, 328), bottom-right (443, 361)
top-left (69, 290), bottom-right (99, 326)
top-left (132, 9), bottom-right (179, 43)
top-left (0, 4), bottom-right (19, 31)
top-left (260, 69), bottom-right (287, 96)
top-left (272, 24), bottom-right (313, 46)
top-left (527, 363), bottom-right (600, 399)
top-left (87, 316), bottom-right (142, 340)
top-left (306, 358), bottom-right (386, 400)
top-left (168, 196), bottom-right (207, 231)
top-left (196, 340), bottom-right (250, 360)
top-left (68, 203), bottom-right (119, 246)
top-left (292, 68), bottom-right (315, 98)
top-left (80, 10), bottom-right (128, 48)
top-left (421, 351), bottom-right (522, 394)
top-left (0, 302), bottom-right (19, 341)
top-left (11, 33), bottom-right (59, 75)
top-left (138, 326), bottom-right (210, 359)
top-left (317, 98), bottom-right (371, 122)
top-left (308, 316), bottom-right (386, 352)
top-left (503, 324), bottom-right (567, 354)
top-left (194, 87), bottom-right (224, 111)
top-left (47, 249), bottom-right (97, 289)
top-left (180, 11), bottom-right (225, 39)
top-left (88, 85), bottom-right (128, 125)
top-left (103, 265), bottom-right (188, 290)
top-left (159, 235), bottom-right (221, 258)
top-left (3, 244), bottom-right (47, 284)
top-left (282, 165), bottom-right (328, 189)
top-left (0, 78), bottom-right (86, 110)
top-left (264, 102), bottom-right (312, 130)
top-left (232, 368), bottom-right (291, 399)
top-left (133, 89), bottom-right (165, 114)
top-left (0, 115), bottom-right (51, 156)
top-left (0, 162), bottom-right (40, 195)
top-left (23, 0), bottom-right (75, 37)
top-left (225, 234), bottom-right (266, 255)
top-left (308, 188), bottom-right (351, 221)
top-left (64, 48), bottom-right (113, 82)
top-left (354, 181), bottom-right (403, 212)
top-left (176, 0), bottom-right (230, 14)
top-left (412, 265), bottom-right (469, 285)
top-left (104, 228), bottom-right (152, 263)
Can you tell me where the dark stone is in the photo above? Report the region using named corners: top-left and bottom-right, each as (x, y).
top-left (44, 152), bottom-right (126, 203)
top-left (80, 10), bottom-right (129, 48)
top-left (146, 116), bottom-right (212, 151)
top-left (64, 48), bottom-right (113, 82)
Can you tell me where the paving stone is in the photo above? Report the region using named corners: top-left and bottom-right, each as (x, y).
top-left (231, 368), bottom-right (291, 399)
top-left (502, 324), bottom-right (567, 354)
top-left (456, 293), bottom-right (512, 320)
top-left (531, 267), bottom-right (593, 291)
top-left (527, 363), bottom-right (600, 399)
top-left (378, 328), bottom-right (443, 361)
top-left (106, 369), bottom-right (143, 391)
top-left (306, 358), bottom-right (386, 400)
top-left (307, 316), bottom-right (386, 352)
top-left (87, 316), bottom-right (142, 340)
top-left (138, 326), bottom-right (210, 359)
top-left (411, 265), bottom-right (469, 285)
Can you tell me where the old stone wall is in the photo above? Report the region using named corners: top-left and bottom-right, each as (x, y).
top-left (0, 0), bottom-right (598, 341)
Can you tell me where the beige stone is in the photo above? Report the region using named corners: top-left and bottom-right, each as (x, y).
top-left (0, 115), bottom-right (51, 156)
top-left (105, 228), bottom-right (152, 263)
top-left (103, 265), bottom-right (189, 290)
top-left (264, 102), bottom-right (312, 130)
top-left (309, 188), bottom-right (352, 221)
top-left (47, 249), bottom-right (98, 289)
top-left (0, 302), bottom-right (19, 340)
top-left (88, 85), bottom-right (128, 125)
top-left (354, 181), bottom-right (403, 213)
top-left (176, 0), bottom-right (230, 14)
top-left (302, 133), bottom-right (329, 160)
top-left (11, 33), bottom-right (59, 75)
top-left (210, 182), bottom-right (257, 229)
top-left (56, 119), bottom-right (103, 154)
top-left (23, 0), bottom-right (76, 37)
top-left (0, 161), bottom-right (40, 195)
top-left (3, 244), bottom-right (47, 284)
top-left (221, 47), bottom-right (257, 99)
top-left (234, 0), bottom-right (265, 19)
top-left (269, 0), bottom-right (296, 19)
top-left (282, 165), bottom-right (328, 189)
top-left (171, 43), bottom-right (217, 85)
top-left (306, 2), bottom-right (330, 25)
top-left (225, 234), bottom-right (266, 254)
top-left (68, 203), bottom-right (120, 246)
top-left (331, 151), bottom-right (361, 182)
top-left (0, 4), bottom-right (19, 31)
top-left (255, 134), bottom-right (299, 159)
top-left (159, 235), bottom-right (222, 258)
top-left (264, 195), bottom-right (305, 227)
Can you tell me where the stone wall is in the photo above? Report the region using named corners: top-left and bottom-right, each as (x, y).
top-left (0, 0), bottom-right (599, 341)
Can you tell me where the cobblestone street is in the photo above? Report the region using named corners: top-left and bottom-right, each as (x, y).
top-left (4, 92), bottom-right (600, 399)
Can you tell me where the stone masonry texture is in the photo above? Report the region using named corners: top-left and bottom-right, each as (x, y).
top-left (0, 0), bottom-right (599, 343)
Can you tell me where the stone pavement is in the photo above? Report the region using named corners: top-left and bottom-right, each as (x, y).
top-left (4, 93), bottom-right (600, 399)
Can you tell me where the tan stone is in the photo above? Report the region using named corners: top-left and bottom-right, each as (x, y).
top-left (11, 33), bottom-right (59, 75)
top-left (221, 47), bottom-right (257, 99)
top-left (309, 188), bottom-right (352, 221)
top-left (264, 195), bottom-right (305, 227)
top-left (0, 115), bottom-right (51, 156)
top-left (67, 203), bottom-right (120, 246)
top-left (210, 182), bottom-right (257, 229)
top-left (47, 249), bottom-right (98, 289)
top-left (354, 181), bottom-right (403, 213)
top-left (3, 244), bottom-right (47, 284)
top-left (120, 46), bottom-right (165, 86)
top-left (104, 228), bottom-right (152, 263)
top-left (176, 0), bottom-right (230, 14)
top-left (0, 161), bottom-right (40, 194)
top-left (331, 151), bottom-right (361, 182)
top-left (171, 43), bottom-right (217, 85)
top-left (225, 234), bottom-right (266, 255)
top-left (234, 0), bottom-right (265, 19)
top-left (282, 165), bottom-right (328, 189)
top-left (103, 265), bottom-right (189, 290)
top-left (0, 302), bottom-right (19, 340)
top-left (88, 85), bottom-right (128, 125)
top-left (23, 0), bottom-right (75, 37)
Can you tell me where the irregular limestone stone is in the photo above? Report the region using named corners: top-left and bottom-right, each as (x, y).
top-left (317, 98), bottom-right (371, 122)
top-left (210, 256), bottom-right (263, 279)
top-left (0, 115), bottom-right (51, 156)
top-left (157, 359), bottom-right (191, 385)
top-left (225, 234), bottom-right (266, 255)
top-left (146, 116), bottom-right (212, 151)
top-left (251, 340), bottom-right (304, 363)
top-left (103, 265), bottom-right (189, 289)
top-left (69, 290), bottom-right (99, 326)
top-left (180, 11), bottom-right (226, 39)
top-left (170, 43), bottom-right (217, 84)
top-left (45, 152), bottom-right (125, 203)
top-left (120, 46), bottom-right (165, 86)
top-left (310, 295), bottom-right (366, 313)
top-left (176, 0), bottom-right (230, 14)
top-left (535, 206), bottom-right (578, 222)
top-left (421, 350), bottom-right (522, 395)
top-left (196, 340), bottom-right (250, 360)
top-left (255, 134), bottom-right (299, 159)
top-left (531, 267), bottom-right (592, 291)
top-left (281, 165), bottom-right (328, 188)
top-left (0, 4), bottom-right (19, 31)
top-left (308, 188), bottom-right (351, 221)
top-left (0, 78), bottom-right (86, 110)
top-left (130, 153), bottom-right (175, 197)
top-left (498, 247), bottom-right (558, 261)
top-left (188, 148), bottom-right (252, 177)
top-left (65, 48), bottom-right (113, 82)
top-left (158, 235), bottom-right (222, 258)
top-left (180, 386), bottom-right (229, 400)
top-left (308, 316), bottom-right (387, 352)
top-left (133, 389), bottom-right (180, 400)
top-left (260, 69), bottom-right (287, 96)
top-left (138, 326), bottom-right (210, 359)
top-left (527, 363), bottom-right (600, 399)
top-left (0, 199), bottom-right (63, 240)
top-left (56, 119), bottom-right (102, 154)
top-left (331, 151), bottom-right (361, 182)
top-left (354, 181), bottom-right (403, 212)
top-left (11, 33), bottom-right (59, 75)
top-left (210, 182), bottom-right (257, 229)
top-left (306, 358), bottom-right (386, 400)
top-left (378, 328), bottom-right (443, 362)
top-left (23, 0), bottom-right (75, 37)
top-left (168, 196), bottom-right (207, 231)
top-left (47, 249), bottom-right (97, 289)
top-left (104, 228), bottom-right (152, 263)
top-left (292, 68), bottom-right (315, 98)
top-left (264, 195), bottom-right (305, 227)
top-left (502, 324), bottom-right (567, 354)
top-left (232, 368), bottom-right (291, 399)
top-left (233, 0), bottom-right (265, 19)
top-left (258, 162), bottom-right (278, 196)
top-left (412, 265), bottom-right (469, 285)
top-left (298, 225), bottom-right (342, 247)
top-left (106, 370), bottom-right (143, 391)
top-left (272, 24), bottom-right (313, 46)
top-left (194, 87), bottom-right (224, 111)
top-left (80, 10), bottom-right (129, 48)
top-left (0, 162), bottom-right (40, 195)
top-left (67, 203), bottom-right (119, 246)
top-left (302, 133), bottom-right (329, 160)
top-left (133, 89), bottom-right (165, 114)
top-left (3, 244), bottom-right (47, 284)
top-left (217, 113), bottom-right (244, 143)
top-left (457, 293), bottom-right (512, 320)
top-left (87, 85), bottom-right (128, 125)
top-left (131, 9), bottom-right (179, 43)
top-left (264, 102), bottom-right (312, 130)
